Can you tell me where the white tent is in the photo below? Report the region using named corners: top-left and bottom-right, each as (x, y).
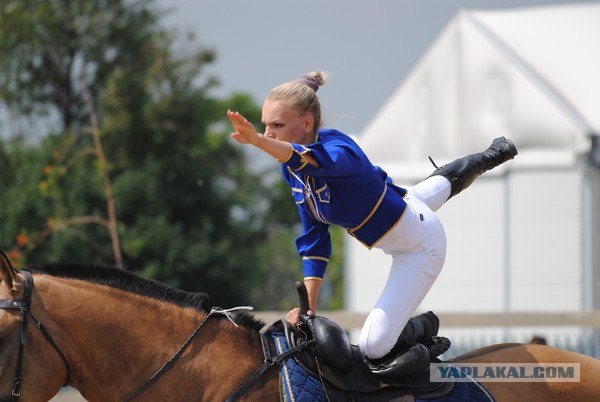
top-left (359, 2), bottom-right (599, 173)
top-left (346, 3), bottom-right (600, 353)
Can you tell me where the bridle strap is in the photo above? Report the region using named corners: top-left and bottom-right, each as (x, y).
top-left (12, 271), bottom-right (32, 399)
top-left (29, 310), bottom-right (72, 386)
top-left (0, 271), bottom-right (71, 401)
top-left (0, 270), bottom-right (34, 400)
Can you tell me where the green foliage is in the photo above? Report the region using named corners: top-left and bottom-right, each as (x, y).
top-left (0, 137), bottom-right (53, 246)
top-left (0, 0), bottom-right (345, 310)
top-left (0, 0), bottom-right (181, 130)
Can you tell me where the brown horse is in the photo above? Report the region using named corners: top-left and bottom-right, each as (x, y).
top-left (0, 257), bottom-right (279, 401)
top-left (0, 256), bottom-right (599, 401)
top-left (447, 343), bottom-right (600, 401)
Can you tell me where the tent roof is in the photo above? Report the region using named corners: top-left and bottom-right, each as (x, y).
top-left (359, 3), bottom-right (600, 169)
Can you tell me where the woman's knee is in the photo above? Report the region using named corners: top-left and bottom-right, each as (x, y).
top-left (412, 176), bottom-right (451, 211)
top-left (359, 326), bottom-right (395, 359)
top-left (359, 338), bottom-right (392, 360)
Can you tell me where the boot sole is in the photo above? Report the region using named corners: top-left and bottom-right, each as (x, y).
top-left (504, 137), bottom-right (518, 158)
top-left (494, 136), bottom-right (518, 159)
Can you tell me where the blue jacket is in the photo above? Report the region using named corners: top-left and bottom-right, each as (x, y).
top-left (281, 129), bottom-right (407, 279)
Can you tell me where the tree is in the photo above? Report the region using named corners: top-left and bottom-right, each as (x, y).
top-left (0, 0), bottom-right (178, 131)
top-left (0, 0), bottom-right (258, 305)
top-left (0, 0), bottom-right (345, 309)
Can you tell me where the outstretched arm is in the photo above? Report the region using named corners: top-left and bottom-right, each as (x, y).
top-left (227, 110), bottom-right (318, 166)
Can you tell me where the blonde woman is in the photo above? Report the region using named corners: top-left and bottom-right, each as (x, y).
top-left (227, 71), bottom-right (517, 365)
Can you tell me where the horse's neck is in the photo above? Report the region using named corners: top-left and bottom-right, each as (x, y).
top-left (35, 276), bottom-right (220, 399)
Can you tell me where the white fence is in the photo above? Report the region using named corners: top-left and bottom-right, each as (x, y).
top-left (254, 310), bottom-right (600, 329)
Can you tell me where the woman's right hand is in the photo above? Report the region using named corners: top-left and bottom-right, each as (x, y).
top-left (227, 110), bottom-right (260, 146)
top-left (286, 307), bottom-right (315, 326)
top-left (286, 307), bottom-right (302, 325)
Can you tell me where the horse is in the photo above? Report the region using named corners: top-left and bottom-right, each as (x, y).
top-left (0, 255), bottom-right (599, 401)
top-left (0, 255), bottom-right (279, 401)
top-left (446, 343), bottom-right (600, 401)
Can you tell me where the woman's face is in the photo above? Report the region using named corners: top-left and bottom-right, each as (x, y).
top-left (262, 99), bottom-right (314, 144)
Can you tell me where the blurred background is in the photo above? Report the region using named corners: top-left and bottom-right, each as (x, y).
top-left (0, 1), bottom-right (597, 400)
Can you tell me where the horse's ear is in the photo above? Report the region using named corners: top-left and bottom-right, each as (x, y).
top-left (0, 249), bottom-right (17, 291)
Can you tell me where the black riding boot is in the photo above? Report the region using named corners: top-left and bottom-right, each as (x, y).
top-left (366, 312), bottom-right (440, 379)
top-left (391, 311), bottom-right (440, 353)
top-left (429, 136), bottom-right (518, 200)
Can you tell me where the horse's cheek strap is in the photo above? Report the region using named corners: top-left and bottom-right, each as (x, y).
top-left (20, 309), bottom-right (28, 346)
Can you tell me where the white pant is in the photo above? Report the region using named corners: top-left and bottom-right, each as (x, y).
top-left (359, 175), bottom-right (451, 359)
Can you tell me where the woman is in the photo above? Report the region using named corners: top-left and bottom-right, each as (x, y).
top-left (227, 71), bottom-right (517, 363)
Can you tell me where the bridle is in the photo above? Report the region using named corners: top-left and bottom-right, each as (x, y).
top-left (0, 270), bottom-right (71, 401)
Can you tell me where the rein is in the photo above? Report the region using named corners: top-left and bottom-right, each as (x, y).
top-left (0, 270), bottom-right (71, 401)
top-left (225, 332), bottom-right (313, 401)
top-left (123, 306), bottom-right (311, 402)
top-left (123, 306), bottom-right (262, 402)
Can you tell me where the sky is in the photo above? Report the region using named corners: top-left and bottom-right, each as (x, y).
top-left (156, 0), bottom-right (590, 136)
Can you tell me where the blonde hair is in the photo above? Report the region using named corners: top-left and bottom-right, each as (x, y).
top-left (267, 71), bottom-right (327, 131)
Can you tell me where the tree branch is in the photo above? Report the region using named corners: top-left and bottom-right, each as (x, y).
top-left (81, 83), bottom-right (124, 268)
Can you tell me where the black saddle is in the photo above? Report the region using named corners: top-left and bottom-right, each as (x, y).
top-left (265, 283), bottom-right (454, 402)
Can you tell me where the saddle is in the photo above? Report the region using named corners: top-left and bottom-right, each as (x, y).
top-left (265, 284), bottom-right (454, 401)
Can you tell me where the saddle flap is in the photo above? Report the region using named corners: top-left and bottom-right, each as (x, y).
top-left (367, 343), bottom-right (431, 380)
top-left (306, 316), bottom-right (353, 372)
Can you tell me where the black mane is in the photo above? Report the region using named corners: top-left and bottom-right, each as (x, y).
top-left (27, 262), bottom-right (265, 332)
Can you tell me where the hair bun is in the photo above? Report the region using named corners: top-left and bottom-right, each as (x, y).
top-left (296, 71), bottom-right (326, 92)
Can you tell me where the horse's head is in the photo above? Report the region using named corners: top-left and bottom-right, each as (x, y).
top-left (0, 249), bottom-right (28, 398)
top-left (0, 249), bottom-right (22, 336)
top-left (0, 250), bottom-right (69, 401)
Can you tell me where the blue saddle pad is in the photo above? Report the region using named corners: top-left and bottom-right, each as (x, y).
top-left (416, 379), bottom-right (495, 402)
top-left (272, 331), bottom-right (493, 402)
top-left (272, 332), bottom-right (328, 402)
